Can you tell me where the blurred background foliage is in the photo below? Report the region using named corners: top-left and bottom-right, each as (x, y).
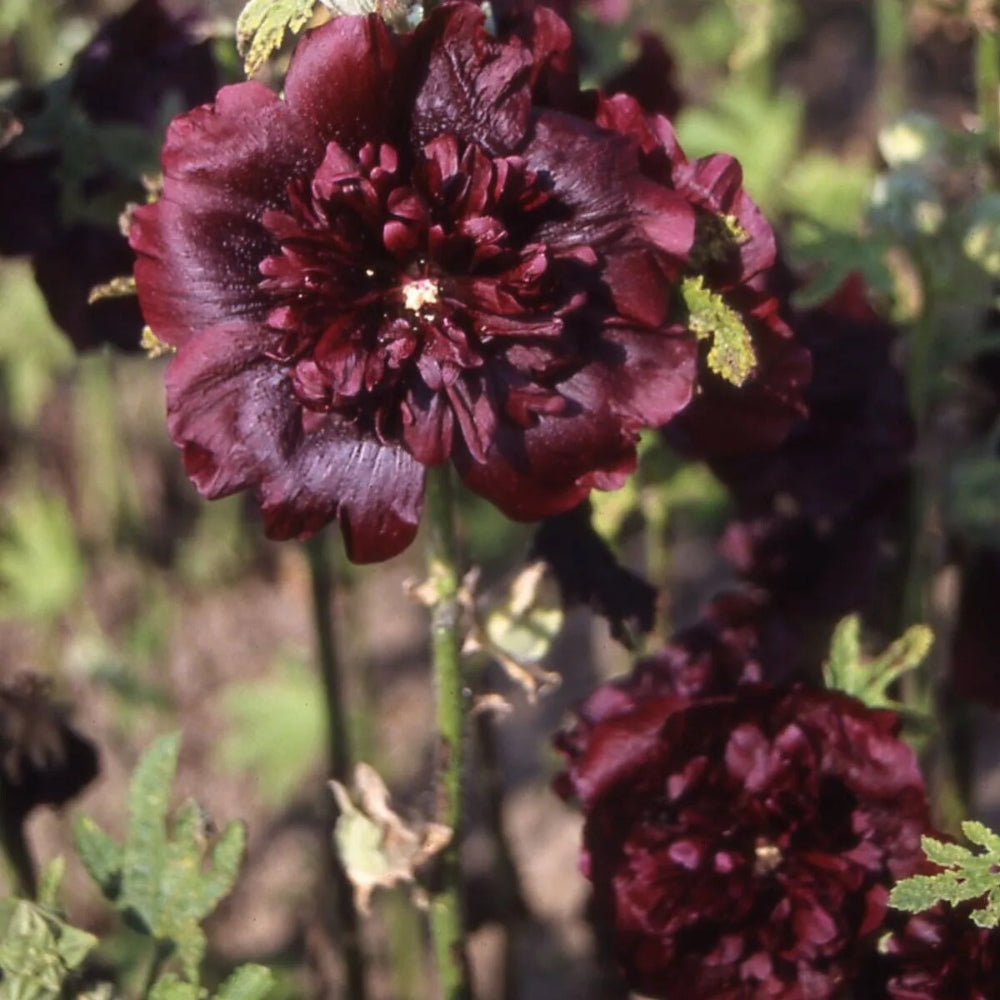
top-left (0, 0), bottom-right (998, 998)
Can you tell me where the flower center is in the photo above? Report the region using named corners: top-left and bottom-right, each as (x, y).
top-left (753, 839), bottom-right (783, 876)
top-left (401, 277), bottom-right (440, 313)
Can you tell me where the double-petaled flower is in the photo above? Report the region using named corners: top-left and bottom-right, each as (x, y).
top-left (131, 2), bottom-right (802, 561)
top-left (557, 676), bottom-right (930, 999)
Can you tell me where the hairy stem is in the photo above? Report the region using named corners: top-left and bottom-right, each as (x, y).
top-left (424, 466), bottom-right (472, 1000)
top-left (304, 532), bottom-right (368, 1000)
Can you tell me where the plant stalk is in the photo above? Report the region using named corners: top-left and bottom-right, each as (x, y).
top-left (304, 532), bottom-right (368, 1000)
top-left (423, 465), bottom-right (472, 1000)
top-left (975, 15), bottom-right (999, 152)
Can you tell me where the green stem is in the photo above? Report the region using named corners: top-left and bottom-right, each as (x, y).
top-left (0, 809), bottom-right (36, 899)
top-left (142, 940), bottom-right (172, 998)
top-left (975, 18), bottom-right (999, 151)
top-left (423, 466), bottom-right (472, 1000)
top-left (304, 533), bottom-right (368, 1000)
top-left (875, 0), bottom-right (907, 123)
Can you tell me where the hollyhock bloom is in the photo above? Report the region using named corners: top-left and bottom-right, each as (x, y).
top-left (703, 274), bottom-right (912, 680)
top-left (882, 904), bottom-right (1000, 999)
top-left (0, 673), bottom-right (99, 822)
top-left (130, 3), bottom-right (722, 562)
top-left (557, 683), bottom-right (930, 999)
top-left (697, 272), bottom-right (911, 519)
top-left (591, 95), bottom-right (811, 455)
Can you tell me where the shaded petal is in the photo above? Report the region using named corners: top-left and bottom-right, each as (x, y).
top-left (678, 154), bottom-right (775, 280)
top-left (165, 321), bottom-right (297, 497)
top-left (564, 326), bottom-right (698, 427)
top-left (411, 2), bottom-right (533, 155)
top-left (525, 109), bottom-right (637, 249)
top-left (455, 404), bottom-right (636, 520)
top-left (131, 82), bottom-right (323, 346)
top-left (258, 420), bottom-right (424, 563)
top-left (283, 14), bottom-right (400, 151)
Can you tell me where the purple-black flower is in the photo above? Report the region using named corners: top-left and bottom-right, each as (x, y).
top-left (557, 681), bottom-right (930, 999)
top-left (0, 0), bottom-right (218, 350)
top-left (130, 3), bottom-right (729, 562)
top-left (882, 903), bottom-right (1000, 999)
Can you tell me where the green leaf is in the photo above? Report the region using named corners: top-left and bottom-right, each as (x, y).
top-left (889, 872), bottom-right (957, 912)
top-left (680, 275), bottom-right (756, 387)
top-left (891, 825), bottom-right (1000, 927)
top-left (216, 655), bottom-right (325, 805)
top-left (235, 0), bottom-right (317, 76)
top-left (122, 732), bottom-right (182, 930)
top-left (73, 732), bottom-right (247, 983)
top-left (148, 975), bottom-right (200, 1000)
top-left (822, 614), bottom-right (933, 711)
top-left (0, 898), bottom-right (97, 1000)
top-left (0, 490), bottom-right (83, 622)
top-left (73, 816), bottom-right (124, 900)
top-left (36, 858), bottom-right (65, 911)
top-left (962, 820), bottom-right (1000, 855)
top-left (214, 965), bottom-right (274, 1000)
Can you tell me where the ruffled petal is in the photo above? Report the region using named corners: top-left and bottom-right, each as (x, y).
top-left (131, 82), bottom-right (323, 346)
top-left (564, 326), bottom-right (698, 427)
top-left (455, 405), bottom-right (636, 520)
top-left (410, 2), bottom-right (534, 154)
top-left (283, 13), bottom-right (400, 152)
top-left (165, 321), bottom-right (298, 497)
top-left (258, 421), bottom-right (425, 563)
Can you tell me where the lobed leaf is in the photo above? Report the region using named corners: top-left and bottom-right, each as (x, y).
top-left (73, 732), bottom-right (248, 983)
top-left (73, 816), bottom-right (123, 900)
top-left (681, 275), bottom-right (756, 387)
top-left (892, 821), bottom-right (1000, 928)
top-left (121, 732), bottom-right (182, 931)
top-left (214, 964), bottom-right (274, 1000)
top-left (235, 0), bottom-right (318, 76)
top-left (822, 615), bottom-right (933, 712)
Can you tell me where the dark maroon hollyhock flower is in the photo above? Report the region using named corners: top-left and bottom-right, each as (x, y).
top-left (531, 501), bottom-right (657, 645)
top-left (700, 273), bottom-right (911, 521)
top-left (594, 95), bottom-right (812, 455)
top-left (882, 904), bottom-right (1000, 999)
top-left (0, 673), bottom-right (99, 821)
top-left (717, 275), bottom-right (910, 680)
top-left (71, 0), bottom-right (218, 128)
top-left (0, 0), bottom-right (218, 350)
top-left (557, 684), bottom-right (930, 1000)
top-left (131, 3), bottom-right (706, 562)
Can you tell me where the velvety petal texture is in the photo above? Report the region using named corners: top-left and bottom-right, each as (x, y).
top-left (132, 1), bottom-right (797, 561)
top-left (556, 670), bottom-right (931, 999)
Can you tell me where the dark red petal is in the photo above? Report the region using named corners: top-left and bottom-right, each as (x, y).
top-left (258, 421), bottom-right (424, 563)
top-left (525, 110), bottom-right (643, 249)
top-left (564, 327), bottom-right (697, 427)
top-left (570, 696), bottom-right (681, 808)
top-left (455, 406), bottom-right (636, 520)
top-left (131, 82), bottom-right (323, 346)
top-left (283, 14), bottom-right (399, 152)
top-left (678, 154), bottom-right (776, 279)
top-left (411, 2), bottom-right (533, 155)
top-left (165, 321), bottom-right (297, 497)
